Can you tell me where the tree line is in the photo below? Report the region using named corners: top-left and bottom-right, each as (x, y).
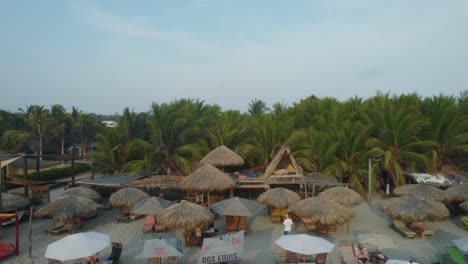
top-left (1, 92), bottom-right (467, 194)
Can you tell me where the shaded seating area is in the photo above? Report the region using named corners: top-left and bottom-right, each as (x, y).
top-left (271, 207), bottom-right (288, 223)
top-left (275, 248), bottom-right (327, 264)
top-left (390, 219), bottom-right (416, 239)
top-left (226, 215), bottom-right (247, 234)
top-left (45, 217), bottom-right (83, 236)
top-left (115, 208), bottom-right (132, 223)
top-left (410, 222), bottom-right (434, 237)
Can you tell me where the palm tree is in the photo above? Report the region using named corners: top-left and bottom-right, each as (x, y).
top-left (206, 110), bottom-right (247, 150)
top-left (19, 105), bottom-right (49, 158)
top-left (248, 99), bottom-right (269, 115)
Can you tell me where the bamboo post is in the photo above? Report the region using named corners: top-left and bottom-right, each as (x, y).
top-left (29, 206), bottom-right (34, 259)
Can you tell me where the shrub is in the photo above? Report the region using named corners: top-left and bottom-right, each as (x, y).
top-left (14, 164), bottom-right (91, 182)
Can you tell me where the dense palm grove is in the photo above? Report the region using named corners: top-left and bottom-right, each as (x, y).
top-left (1, 93), bottom-right (467, 194)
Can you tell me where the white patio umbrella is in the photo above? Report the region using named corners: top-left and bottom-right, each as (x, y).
top-left (45, 232), bottom-right (110, 261)
top-left (358, 233), bottom-right (398, 251)
top-left (135, 238), bottom-right (184, 259)
top-left (386, 260), bottom-right (419, 264)
top-left (274, 234), bottom-right (335, 255)
top-left (453, 237), bottom-right (468, 252)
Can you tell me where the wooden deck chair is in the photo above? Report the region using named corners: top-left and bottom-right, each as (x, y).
top-left (316, 253), bottom-right (327, 264)
top-left (275, 248), bottom-right (287, 264)
top-left (447, 247), bottom-right (468, 264)
top-left (143, 215), bottom-right (156, 232)
top-left (339, 243), bottom-right (357, 264)
top-left (286, 250), bottom-right (298, 263)
top-left (391, 220), bottom-right (416, 239)
top-left (271, 208), bottom-right (282, 223)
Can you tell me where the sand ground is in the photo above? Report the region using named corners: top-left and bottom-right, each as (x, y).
top-left (1, 196), bottom-right (467, 264)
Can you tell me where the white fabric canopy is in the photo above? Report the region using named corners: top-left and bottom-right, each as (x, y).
top-left (45, 232), bottom-right (110, 261)
top-left (453, 237), bottom-right (468, 252)
top-left (135, 238), bottom-right (184, 259)
top-left (274, 234), bottom-right (335, 255)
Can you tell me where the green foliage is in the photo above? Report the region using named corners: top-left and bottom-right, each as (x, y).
top-left (14, 164), bottom-right (91, 181)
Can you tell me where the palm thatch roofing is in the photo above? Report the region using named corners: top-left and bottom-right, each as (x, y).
top-left (379, 195), bottom-right (450, 222)
top-left (179, 164), bottom-right (235, 192)
top-left (446, 183), bottom-right (468, 202)
top-left (1, 192), bottom-right (30, 212)
top-left (159, 200), bottom-right (213, 230)
top-left (318, 186), bottom-right (363, 206)
top-left (123, 175), bottom-right (184, 191)
top-left (109, 187), bottom-right (150, 208)
top-left (34, 195), bottom-right (99, 220)
top-left (288, 196), bottom-right (354, 225)
top-left (200, 145), bottom-right (244, 167)
top-left (60, 186), bottom-right (101, 202)
top-left (257, 188), bottom-right (301, 209)
top-left (460, 201), bottom-right (468, 211)
top-left (209, 197), bottom-right (267, 216)
top-left (131, 197), bottom-right (175, 215)
top-left (261, 145), bottom-right (303, 178)
top-left (393, 184), bottom-right (455, 203)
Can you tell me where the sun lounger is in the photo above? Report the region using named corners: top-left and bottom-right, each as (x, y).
top-left (1, 211), bottom-right (25, 227)
top-left (0, 242), bottom-right (16, 260)
top-left (339, 244), bottom-right (357, 264)
top-left (411, 222), bottom-right (434, 236)
top-left (447, 247), bottom-right (468, 264)
top-left (106, 242), bottom-right (123, 264)
top-left (115, 208), bottom-right (132, 223)
top-left (390, 219), bottom-right (416, 239)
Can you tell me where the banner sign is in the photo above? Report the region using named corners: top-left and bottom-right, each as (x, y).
top-left (198, 230), bottom-right (244, 264)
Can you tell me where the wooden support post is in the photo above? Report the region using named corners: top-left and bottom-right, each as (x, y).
top-left (23, 156), bottom-right (28, 196)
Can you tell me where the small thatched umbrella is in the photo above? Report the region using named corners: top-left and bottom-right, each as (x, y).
top-left (379, 195), bottom-right (450, 222)
top-left (460, 201), bottom-right (468, 211)
top-left (318, 186), bottom-right (363, 206)
top-left (446, 183), bottom-right (468, 202)
top-left (60, 186), bottom-right (101, 202)
top-left (132, 197), bottom-right (174, 215)
top-left (109, 187), bottom-right (150, 208)
top-left (159, 200), bottom-right (213, 245)
top-left (2, 192), bottom-right (30, 212)
top-left (289, 197), bottom-right (354, 225)
top-left (179, 164), bottom-right (235, 204)
top-left (200, 145), bottom-right (244, 169)
top-left (393, 184), bottom-right (455, 203)
top-left (257, 188), bottom-right (301, 223)
top-left (34, 195), bottom-right (99, 220)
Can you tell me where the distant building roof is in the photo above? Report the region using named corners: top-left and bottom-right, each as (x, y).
top-left (78, 173), bottom-right (148, 187)
top-left (405, 172), bottom-right (466, 187)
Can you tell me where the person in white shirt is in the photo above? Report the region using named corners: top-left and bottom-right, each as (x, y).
top-left (283, 214), bottom-right (293, 235)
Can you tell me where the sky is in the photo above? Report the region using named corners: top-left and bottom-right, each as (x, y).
top-left (1, 0), bottom-right (467, 114)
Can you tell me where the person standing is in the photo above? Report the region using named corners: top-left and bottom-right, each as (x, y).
top-left (283, 214), bottom-right (293, 235)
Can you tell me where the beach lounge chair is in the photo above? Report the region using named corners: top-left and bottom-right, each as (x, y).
top-left (153, 217), bottom-right (165, 232)
top-left (447, 247), bottom-right (468, 264)
top-left (390, 219), bottom-right (416, 239)
top-left (0, 242), bottom-right (16, 260)
top-left (411, 222), bottom-right (434, 236)
top-left (1, 211), bottom-right (25, 227)
top-left (143, 215), bottom-right (156, 232)
top-left (115, 208), bottom-right (131, 223)
top-left (106, 242), bottom-right (123, 264)
top-left (339, 244), bottom-right (357, 264)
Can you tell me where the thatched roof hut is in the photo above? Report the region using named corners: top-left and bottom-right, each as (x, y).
top-left (179, 164), bottom-right (235, 192)
top-left (200, 145), bottom-right (244, 168)
top-left (131, 197), bottom-right (175, 215)
top-left (393, 184), bottom-right (455, 203)
top-left (34, 195), bottom-right (99, 220)
top-left (318, 186), bottom-right (363, 206)
top-left (460, 201), bottom-right (468, 211)
top-left (209, 197), bottom-right (267, 216)
top-left (257, 188), bottom-right (301, 209)
top-left (262, 145), bottom-right (303, 178)
top-left (446, 183), bottom-right (468, 202)
top-left (288, 197), bottom-right (354, 225)
top-left (159, 200), bottom-right (213, 230)
top-left (379, 195), bottom-right (450, 222)
top-left (123, 175), bottom-right (184, 191)
top-left (60, 186), bottom-right (101, 202)
top-left (1, 192), bottom-right (30, 212)
top-left (109, 187), bottom-right (150, 208)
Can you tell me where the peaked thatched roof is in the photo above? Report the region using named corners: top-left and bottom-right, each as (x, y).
top-left (261, 145), bottom-right (303, 178)
top-left (446, 183), bottom-right (468, 202)
top-left (132, 197), bottom-right (175, 215)
top-left (179, 164), bottom-right (235, 192)
top-left (34, 195), bottom-right (99, 220)
top-left (318, 186), bottom-right (363, 206)
top-left (200, 145), bottom-right (244, 168)
top-left (159, 200), bottom-right (213, 230)
top-left (1, 192), bottom-right (30, 212)
top-left (109, 187), bottom-right (150, 208)
top-left (209, 197), bottom-right (267, 216)
top-left (60, 187), bottom-right (101, 202)
top-left (288, 196), bottom-right (354, 225)
top-left (379, 195), bottom-right (450, 222)
top-left (393, 184), bottom-right (455, 203)
top-left (257, 188), bottom-right (301, 209)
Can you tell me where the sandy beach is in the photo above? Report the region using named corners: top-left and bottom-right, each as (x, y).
top-left (1, 196), bottom-right (466, 264)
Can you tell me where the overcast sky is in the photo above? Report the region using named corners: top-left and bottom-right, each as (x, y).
top-left (1, 0), bottom-right (467, 114)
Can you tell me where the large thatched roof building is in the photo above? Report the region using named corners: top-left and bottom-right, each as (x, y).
top-left (261, 145), bottom-right (303, 178)
top-left (200, 145), bottom-right (244, 168)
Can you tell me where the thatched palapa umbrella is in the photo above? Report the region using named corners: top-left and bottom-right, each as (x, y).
top-left (34, 195), bottom-right (99, 220)
top-left (2, 192), bottom-right (30, 212)
top-left (60, 186), bottom-right (101, 202)
top-left (257, 188), bottom-right (301, 223)
top-left (446, 183), bottom-right (468, 202)
top-left (318, 186), bottom-right (363, 206)
top-left (289, 196), bottom-right (354, 225)
top-left (200, 145), bottom-right (244, 169)
top-left (179, 164), bottom-right (235, 204)
top-left (132, 197), bottom-right (174, 215)
top-left (393, 184), bottom-right (455, 203)
top-left (379, 195), bottom-right (450, 222)
top-left (109, 187), bottom-right (150, 208)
